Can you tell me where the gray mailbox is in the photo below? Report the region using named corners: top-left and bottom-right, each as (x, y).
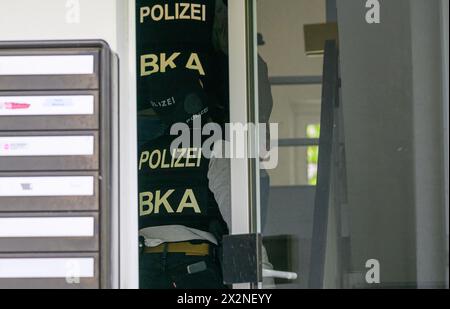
top-left (0, 41), bottom-right (117, 289)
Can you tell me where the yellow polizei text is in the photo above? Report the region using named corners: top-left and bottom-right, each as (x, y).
top-left (140, 3), bottom-right (207, 23)
top-left (139, 148), bottom-right (202, 171)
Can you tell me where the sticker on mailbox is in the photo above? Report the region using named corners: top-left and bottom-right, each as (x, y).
top-left (0, 95), bottom-right (94, 116)
top-left (0, 136), bottom-right (94, 157)
top-left (0, 176), bottom-right (94, 197)
top-left (0, 217), bottom-right (95, 238)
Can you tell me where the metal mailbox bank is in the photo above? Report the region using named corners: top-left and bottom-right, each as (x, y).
top-left (0, 41), bottom-right (117, 289)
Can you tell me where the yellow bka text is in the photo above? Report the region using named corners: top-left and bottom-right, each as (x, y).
top-left (140, 52), bottom-right (205, 76)
top-left (139, 189), bottom-right (201, 215)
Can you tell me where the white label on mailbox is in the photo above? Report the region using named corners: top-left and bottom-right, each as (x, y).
top-left (0, 176), bottom-right (94, 197)
top-left (0, 136), bottom-right (94, 157)
top-left (0, 95), bottom-right (94, 116)
top-left (0, 55), bottom-right (94, 75)
top-left (0, 217), bottom-right (94, 238)
top-left (0, 258), bottom-right (95, 279)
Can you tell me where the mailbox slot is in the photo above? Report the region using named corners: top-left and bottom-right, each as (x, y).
top-left (0, 91), bottom-right (100, 131)
top-left (0, 213), bottom-right (99, 253)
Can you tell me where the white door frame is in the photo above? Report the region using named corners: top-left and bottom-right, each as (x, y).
top-left (228, 0), bottom-right (260, 237)
top-left (228, 0), bottom-right (262, 289)
top-left (116, 0), bottom-right (260, 289)
top-left (117, 0), bottom-right (139, 289)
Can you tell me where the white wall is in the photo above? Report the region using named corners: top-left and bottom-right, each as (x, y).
top-left (0, 0), bottom-right (118, 49)
top-left (337, 0), bottom-right (416, 287)
top-left (337, 0), bottom-right (448, 288)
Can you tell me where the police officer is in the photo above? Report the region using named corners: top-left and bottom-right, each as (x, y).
top-left (136, 0), bottom-right (229, 289)
top-left (138, 129), bottom-right (229, 289)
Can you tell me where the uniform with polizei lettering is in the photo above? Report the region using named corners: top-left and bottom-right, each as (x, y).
top-left (138, 131), bottom-right (229, 289)
top-left (136, 0), bottom-right (230, 289)
top-left (138, 132), bottom-right (228, 234)
top-left (137, 0), bottom-right (217, 126)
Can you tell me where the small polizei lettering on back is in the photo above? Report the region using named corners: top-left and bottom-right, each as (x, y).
top-left (150, 96), bottom-right (176, 108)
top-left (140, 3), bottom-right (207, 23)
